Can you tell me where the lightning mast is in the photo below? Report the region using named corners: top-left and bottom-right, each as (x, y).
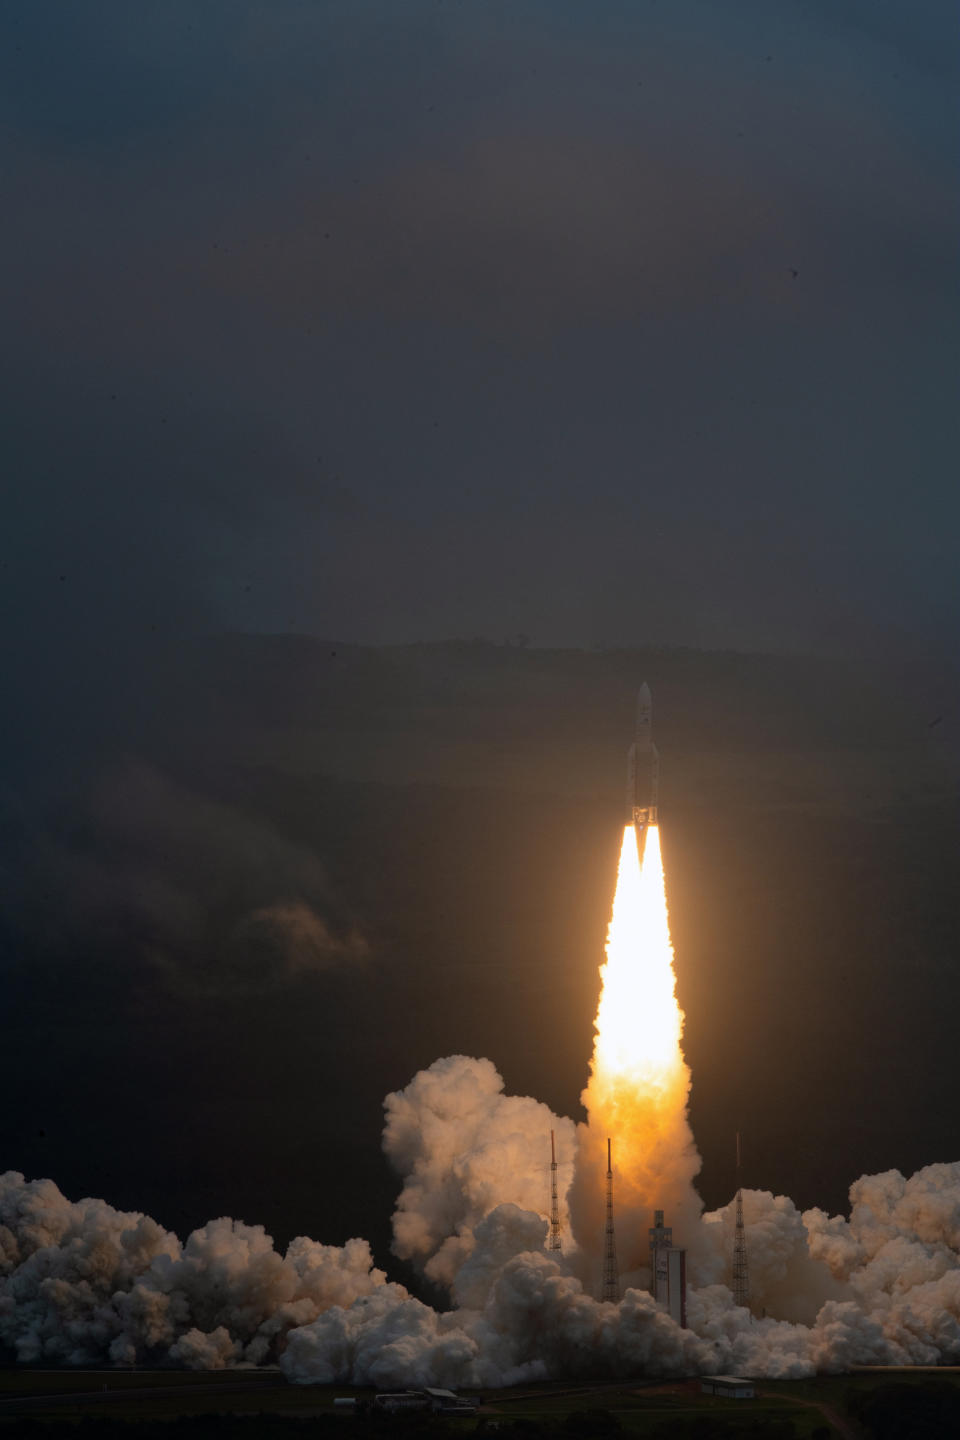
top-left (548, 1130), bottom-right (562, 1252)
top-left (732, 1131), bottom-right (750, 1310)
top-left (601, 1137), bottom-right (620, 1303)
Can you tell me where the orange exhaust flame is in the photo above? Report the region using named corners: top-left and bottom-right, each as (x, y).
top-left (572, 824), bottom-right (701, 1275)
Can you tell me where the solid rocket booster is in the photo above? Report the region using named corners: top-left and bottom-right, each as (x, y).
top-left (626, 681), bottom-right (659, 829)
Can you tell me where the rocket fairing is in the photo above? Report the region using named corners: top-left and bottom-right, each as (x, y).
top-left (626, 681), bottom-right (659, 831)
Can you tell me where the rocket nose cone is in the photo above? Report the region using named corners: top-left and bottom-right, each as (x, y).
top-left (637, 682), bottom-right (652, 705)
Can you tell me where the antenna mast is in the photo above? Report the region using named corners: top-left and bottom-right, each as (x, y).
top-left (601, 1137), bottom-right (620, 1303)
top-left (548, 1130), bottom-right (562, 1252)
top-left (732, 1131), bottom-right (750, 1310)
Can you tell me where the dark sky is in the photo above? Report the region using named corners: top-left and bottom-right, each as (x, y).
top-left (1, 4), bottom-right (959, 1268)
top-left (2, 0), bottom-right (958, 663)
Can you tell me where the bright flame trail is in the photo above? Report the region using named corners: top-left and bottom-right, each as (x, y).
top-left (571, 825), bottom-right (702, 1277)
top-left (593, 826), bottom-right (684, 1086)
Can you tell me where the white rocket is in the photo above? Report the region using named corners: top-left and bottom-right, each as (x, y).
top-left (626, 682), bottom-right (659, 830)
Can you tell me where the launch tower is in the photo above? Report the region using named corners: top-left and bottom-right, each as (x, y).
top-left (548, 1131), bottom-right (562, 1252)
top-left (600, 1138), bottom-right (619, 1303)
top-left (732, 1132), bottom-right (750, 1310)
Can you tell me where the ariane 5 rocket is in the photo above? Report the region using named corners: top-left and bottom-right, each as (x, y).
top-left (626, 682), bottom-right (659, 833)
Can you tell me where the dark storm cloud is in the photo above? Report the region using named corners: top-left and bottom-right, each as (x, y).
top-left (3, 760), bottom-right (368, 994)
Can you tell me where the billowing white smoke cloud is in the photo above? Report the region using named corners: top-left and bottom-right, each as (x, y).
top-left (4, 1066), bottom-right (960, 1383)
top-left (0, 1173), bottom-right (384, 1366)
top-left (282, 1209), bottom-right (712, 1388)
top-left (382, 1055), bottom-right (577, 1289)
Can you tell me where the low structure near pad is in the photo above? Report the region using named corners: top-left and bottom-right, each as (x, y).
top-left (700, 1376), bottom-right (755, 1399)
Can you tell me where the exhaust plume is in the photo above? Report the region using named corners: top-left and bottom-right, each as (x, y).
top-left (4, 1136), bottom-right (960, 1380)
top-left (383, 1054), bottom-right (577, 1290)
top-left (0, 1173), bottom-right (385, 1367)
top-left (4, 829), bottom-right (960, 1381)
top-left (570, 825), bottom-right (702, 1288)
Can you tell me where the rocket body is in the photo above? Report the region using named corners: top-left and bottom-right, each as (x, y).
top-left (626, 682), bottom-right (659, 832)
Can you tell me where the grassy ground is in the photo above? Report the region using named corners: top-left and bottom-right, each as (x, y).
top-left (0, 1373), bottom-right (283, 1396)
top-left (482, 1379), bottom-right (833, 1437)
top-left (0, 1370), bottom-right (333, 1423)
top-left (3, 1368), bottom-right (960, 1435)
top-left (758, 1369), bottom-right (960, 1409)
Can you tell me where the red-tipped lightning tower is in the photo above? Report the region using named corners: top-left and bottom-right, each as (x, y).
top-left (600, 1137), bottom-right (620, 1303)
top-left (548, 1130), bottom-right (562, 1252)
top-left (732, 1131), bottom-right (750, 1310)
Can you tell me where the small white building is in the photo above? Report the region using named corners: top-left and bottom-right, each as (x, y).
top-left (425, 1389), bottom-right (479, 1415)
top-left (424, 1389), bottom-right (459, 1412)
top-left (701, 1376), bottom-right (755, 1399)
top-left (372, 1392), bottom-right (431, 1413)
top-left (372, 1389), bottom-right (477, 1416)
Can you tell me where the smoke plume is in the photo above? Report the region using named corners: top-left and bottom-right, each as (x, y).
top-left (382, 1054), bottom-right (577, 1292)
top-left (5, 814), bottom-right (959, 1381)
top-left (4, 1066), bottom-right (960, 1381)
top-left (0, 1172), bottom-right (384, 1367)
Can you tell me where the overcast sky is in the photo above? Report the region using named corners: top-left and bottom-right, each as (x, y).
top-left (2, 3), bottom-right (959, 1255)
top-left (3, 0), bottom-right (958, 661)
